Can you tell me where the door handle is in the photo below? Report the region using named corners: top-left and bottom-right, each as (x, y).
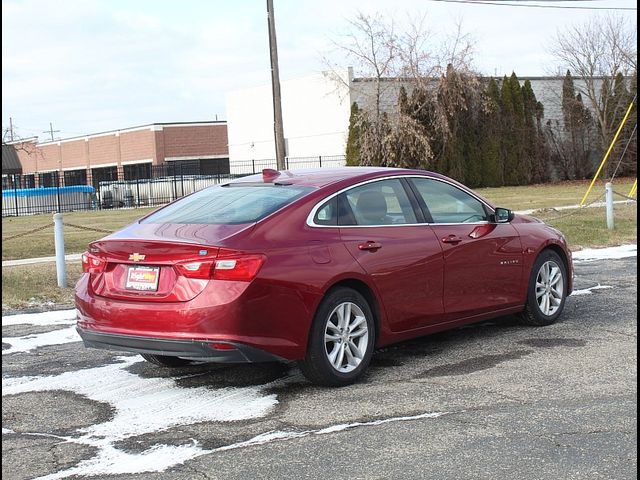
top-left (442, 235), bottom-right (462, 245)
top-left (358, 241), bottom-right (382, 251)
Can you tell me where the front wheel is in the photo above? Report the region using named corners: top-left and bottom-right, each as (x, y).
top-left (299, 287), bottom-right (375, 387)
top-left (521, 250), bottom-right (568, 326)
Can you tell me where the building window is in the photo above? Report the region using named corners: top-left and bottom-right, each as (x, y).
top-left (91, 166), bottom-right (118, 188)
top-left (64, 169), bottom-right (88, 186)
top-left (165, 158), bottom-right (230, 176)
top-left (165, 160), bottom-right (200, 176)
top-left (39, 172), bottom-right (58, 187)
top-left (22, 174), bottom-right (35, 189)
top-left (123, 163), bottom-right (151, 181)
top-left (200, 158), bottom-right (230, 175)
top-left (2, 175), bottom-right (13, 190)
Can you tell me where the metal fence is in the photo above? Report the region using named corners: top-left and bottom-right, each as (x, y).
top-left (1, 155), bottom-right (346, 217)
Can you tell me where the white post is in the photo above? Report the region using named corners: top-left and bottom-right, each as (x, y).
top-left (53, 213), bottom-right (67, 287)
top-left (605, 182), bottom-right (615, 230)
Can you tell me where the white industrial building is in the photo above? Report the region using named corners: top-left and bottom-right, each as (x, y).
top-left (225, 68), bottom-right (597, 173)
top-left (226, 69), bottom-right (352, 173)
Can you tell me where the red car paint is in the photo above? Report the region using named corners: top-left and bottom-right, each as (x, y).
top-left (75, 168), bottom-right (573, 362)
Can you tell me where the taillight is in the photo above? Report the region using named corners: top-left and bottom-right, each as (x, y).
top-left (174, 260), bottom-right (215, 280)
top-left (174, 251), bottom-right (265, 282)
top-left (81, 251), bottom-right (106, 274)
top-left (213, 253), bottom-right (265, 281)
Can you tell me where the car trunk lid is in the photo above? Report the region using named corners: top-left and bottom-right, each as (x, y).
top-left (86, 239), bottom-right (220, 302)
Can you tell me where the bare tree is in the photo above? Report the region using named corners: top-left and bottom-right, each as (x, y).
top-left (328, 11), bottom-right (477, 167)
top-left (337, 12), bottom-right (399, 122)
top-left (549, 14), bottom-right (637, 170)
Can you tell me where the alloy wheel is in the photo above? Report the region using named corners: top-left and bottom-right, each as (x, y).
top-left (535, 260), bottom-right (564, 316)
top-left (324, 301), bottom-right (369, 373)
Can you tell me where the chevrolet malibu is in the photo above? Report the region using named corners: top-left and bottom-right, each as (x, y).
top-left (76, 167), bottom-right (573, 386)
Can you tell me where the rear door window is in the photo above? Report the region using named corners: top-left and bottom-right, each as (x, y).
top-left (339, 179), bottom-right (418, 226)
top-left (141, 184), bottom-right (313, 225)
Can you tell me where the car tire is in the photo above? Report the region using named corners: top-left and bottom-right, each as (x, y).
top-left (140, 354), bottom-right (194, 367)
top-left (521, 250), bottom-right (568, 326)
top-left (299, 287), bottom-right (376, 387)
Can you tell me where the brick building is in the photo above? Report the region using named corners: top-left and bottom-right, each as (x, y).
top-left (9, 121), bottom-right (228, 188)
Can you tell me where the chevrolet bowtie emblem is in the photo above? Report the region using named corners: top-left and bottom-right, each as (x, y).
top-left (129, 253), bottom-right (146, 262)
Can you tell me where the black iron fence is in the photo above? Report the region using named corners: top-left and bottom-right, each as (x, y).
top-left (1, 155), bottom-right (345, 217)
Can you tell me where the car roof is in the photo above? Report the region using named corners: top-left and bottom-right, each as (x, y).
top-left (227, 167), bottom-right (496, 208)
top-left (229, 167), bottom-right (442, 188)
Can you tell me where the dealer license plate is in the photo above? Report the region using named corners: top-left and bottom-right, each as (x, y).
top-left (126, 266), bottom-right (160, 291)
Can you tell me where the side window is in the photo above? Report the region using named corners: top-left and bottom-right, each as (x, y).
top-left (410, 178), bottom-right (488, 224)
top-left (338, 179), bottom-right (417, 226)
top-left (313, 197), bottom-right (337, 226)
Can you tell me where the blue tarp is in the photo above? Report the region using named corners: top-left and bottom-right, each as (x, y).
top-left (2, 185), bottom-right (95, 198)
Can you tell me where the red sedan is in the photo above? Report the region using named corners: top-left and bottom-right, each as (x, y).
top-left (76, 168), bottom-right (573, 386)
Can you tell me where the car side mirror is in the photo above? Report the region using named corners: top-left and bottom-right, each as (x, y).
top-left (493, 207), bottom-right (514, 223)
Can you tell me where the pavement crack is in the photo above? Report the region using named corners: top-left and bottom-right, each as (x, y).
top-left (552, 429), bottom-right (631, 437)
top-left (185, 465), bottom-right (212, 480)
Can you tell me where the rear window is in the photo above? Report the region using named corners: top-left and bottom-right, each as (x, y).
top-left (141, 184), bottom-right (313, 225)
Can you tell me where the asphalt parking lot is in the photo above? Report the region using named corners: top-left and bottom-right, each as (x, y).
top-left (2, 255), bottom-right (637, 480)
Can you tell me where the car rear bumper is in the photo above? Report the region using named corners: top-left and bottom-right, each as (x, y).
top-left (75, 273), bottom-right (317, 360)
top-left (76, 327), bottom-right (286, 363)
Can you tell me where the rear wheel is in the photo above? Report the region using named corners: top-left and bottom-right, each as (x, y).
top-left (521, 250), bottom-right (567, 326)
top-left (140, 354), bottom-right (194, 367)
top-left (299, 287), bottom-right (375, 387)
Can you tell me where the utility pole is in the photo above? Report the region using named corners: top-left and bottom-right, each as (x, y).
top-left (43, 122), bottom-right (60, 142)
top-left (9, 117), bottom-right (14, 141)
top-left (266, 0), bottom-right (286, 170)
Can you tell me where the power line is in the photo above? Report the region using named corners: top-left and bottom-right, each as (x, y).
top-left (427, 0), bottom-right (637, 10)
top-left (43, 122), bottom-right (61, 142)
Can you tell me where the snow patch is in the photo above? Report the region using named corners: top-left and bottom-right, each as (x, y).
top-left (2, 326), bottom-right (80, 355)
top-left (570, 284), bottom-right (614, 296)
top-left (2, 356), bottom-right (278, 440)
top-left (2, 428), bottom-right (15, 434)
top-left (215, 411), bottom-right (448, 453)
top-left (2, 309), bottom-right (79, 355)
top-left (2, 309), bottom-right (77, 327)
top-left (573, 245), bottom-right (637, 263)
top-left (3, 356), bottom-right (281, 479)
top-left (36, 442), bottom-right (209, 480)
top-left (3, 341), bottom-right (449, 478)
top-left (30, 409), bottom-right (449, 479)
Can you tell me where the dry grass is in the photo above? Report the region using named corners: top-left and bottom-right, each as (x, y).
top-left (2, 262), bottom-right (84, 312)
top-left (477, 177), bottom-right (635, 211)
top-left (531, 202), bottom-right (637, 251)
top-left (2, 207), bottom-right (157, 261)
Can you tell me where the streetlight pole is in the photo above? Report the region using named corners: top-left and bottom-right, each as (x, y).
top-left (266, 0), bottom-right (286, 170)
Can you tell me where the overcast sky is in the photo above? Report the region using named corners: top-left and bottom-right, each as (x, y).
top-left (2, 0), bottom-right (637, 141)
